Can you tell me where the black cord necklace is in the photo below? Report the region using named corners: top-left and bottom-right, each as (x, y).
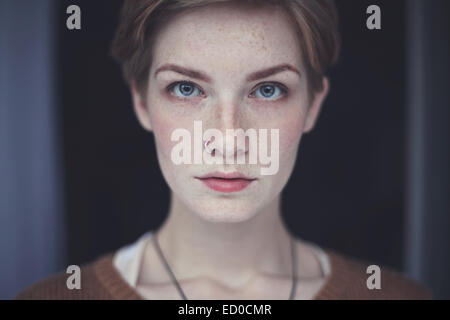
top-left (152, 232), bottom-right (297, 300)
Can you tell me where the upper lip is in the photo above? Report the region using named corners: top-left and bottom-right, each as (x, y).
top-left (196, 171), bottom-right (257, 180)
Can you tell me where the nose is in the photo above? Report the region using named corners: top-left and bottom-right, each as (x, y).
top-left (208, 95), bottom-right (248, 161)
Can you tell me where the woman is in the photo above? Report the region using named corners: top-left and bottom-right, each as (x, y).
top-left (17, 0), bottom-right (430, 300)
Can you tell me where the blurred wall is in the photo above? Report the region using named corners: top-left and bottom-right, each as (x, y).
top-left (405, 0), bottom-right (450, 299)
top-left (0, 0), bottom-right (65, 299)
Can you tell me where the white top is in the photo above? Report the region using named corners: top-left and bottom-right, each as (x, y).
top-left (113, 231), bottom-right (331, 288)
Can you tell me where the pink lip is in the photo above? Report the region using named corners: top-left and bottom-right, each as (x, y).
top-left (195, 171), bottom-right (257, 193)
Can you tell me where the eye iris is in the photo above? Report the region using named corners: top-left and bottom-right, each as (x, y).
top-left (261, 85), bottom-right (275, 97)
top-left (180, 83), bottom-right (194, 96)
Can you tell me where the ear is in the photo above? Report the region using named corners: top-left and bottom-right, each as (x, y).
top-left (131, 80), bottom-right (152, 132)
top-left (303, 77), bottom-right (329, 133)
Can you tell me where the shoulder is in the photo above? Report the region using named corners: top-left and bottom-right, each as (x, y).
top-left (317, 248), bottom-right (432, 300)
top-left (15, 253), bottom-right (118, 300)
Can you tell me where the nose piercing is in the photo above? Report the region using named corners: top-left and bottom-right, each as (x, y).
top-left (204, 139), bottom-right (213, 154)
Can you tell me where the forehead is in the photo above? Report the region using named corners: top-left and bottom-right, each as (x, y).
top-left (151, 2), bottom-right (302, 74)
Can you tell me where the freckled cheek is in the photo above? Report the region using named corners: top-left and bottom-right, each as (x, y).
top-left (152, 125), bottom-right (173, 160)
top-left (274, 111), bottom-right (306, 156)
top-left (148, 109), bottom-right (195, 161)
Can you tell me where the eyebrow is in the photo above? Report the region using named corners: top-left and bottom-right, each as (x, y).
top-left (154, 64), bottom-right (213, 83)
top-left (246, 64), bottom-right (301, 81)
top-left (154, 63), bottom-right (301, 83)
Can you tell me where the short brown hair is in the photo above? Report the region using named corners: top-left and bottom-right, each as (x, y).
top-left (111, 0), bottom-right (340, 98)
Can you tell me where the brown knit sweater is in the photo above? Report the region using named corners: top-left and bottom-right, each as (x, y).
top-left (15, 248), bottom-right (432, 300)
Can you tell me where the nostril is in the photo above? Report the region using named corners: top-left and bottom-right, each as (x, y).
top-left (204, 139), bottom-right (217, 155)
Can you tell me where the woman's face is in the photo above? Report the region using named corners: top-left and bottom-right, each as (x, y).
top-left (132, 2), bottom-right (328, 223)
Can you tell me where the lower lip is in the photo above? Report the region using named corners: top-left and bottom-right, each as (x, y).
top-left (197, 178), bottom-right (255, 193)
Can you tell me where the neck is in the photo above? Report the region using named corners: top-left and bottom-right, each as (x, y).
top-left (155, 193), bottom-right (293, 289)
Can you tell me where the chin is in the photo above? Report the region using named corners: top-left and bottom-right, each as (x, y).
top-left (185, 197), bottom-right (263, 223)
top-left (194, 210), bottom-right (259, 224)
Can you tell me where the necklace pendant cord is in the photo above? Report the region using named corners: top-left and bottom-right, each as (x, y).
top-left (153, 233), bottom-right (188, 300)
top-left (153, 233), bottom-right (297, 300)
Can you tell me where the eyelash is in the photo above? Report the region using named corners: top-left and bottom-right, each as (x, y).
top-left (166, 81), bottom-right (288, 101)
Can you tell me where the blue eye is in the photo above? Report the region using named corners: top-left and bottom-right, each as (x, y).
top-left (170, 82), bottom-right (203, 98)
top-left (252, 83), bottom-right (286, 100)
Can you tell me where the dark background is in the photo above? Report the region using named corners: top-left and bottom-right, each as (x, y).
top-left (1, 0), bottom-right (449, 299)
top-left (59, 0), bottom-right (407, 268)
